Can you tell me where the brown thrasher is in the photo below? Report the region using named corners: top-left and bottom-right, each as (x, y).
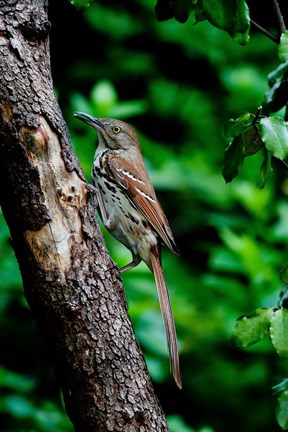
top-left (74, 111), bottom-right (182, 389)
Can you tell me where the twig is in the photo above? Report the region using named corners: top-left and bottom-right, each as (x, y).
top-left (272, 0), bottom-right (286, 35)
top-left (251, 106), bottom-right (263, 126)
top-left (280, 159), bottom-right (288, 172)
top-left (250, 19), bottom-right (279, 43)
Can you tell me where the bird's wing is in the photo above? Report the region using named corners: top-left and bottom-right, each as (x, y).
top-left (106, 153), bottom-right (178, 254)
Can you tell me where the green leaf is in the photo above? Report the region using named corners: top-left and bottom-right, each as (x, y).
top-left (231, 307), bottom-right (274, 348)
top-left (222, 134), bottom-right (244, 183)
top-left (2, 395), bottom-right (34, 418)
top-left (231, 0), bottom-right (250, 45)
top-left (90, 80), bottom-right (118, 116)
top-left (195, 0), bottom-right (235, 29)
top-left (259, 117), bottom-right (288, 161)
top-left (270, 308), bottom-right (288, 358)
top-left (268, 61), bottom-right (288, 87)
top-left (279, 31), bottom-right (288, 63)
top-left (70, 92), bottom-right (91, 115)
top-left (242, 126), bottom-right (263, 156)
top-left (224, 113), bottom-right (252, 139)
top-left (264, 81), bottom-right (288, 113)
top-left (194, 3), bottom-right (206, 22)
top-left (260, 149), bottom-right (272, 188)
top-left (195, 0), bottom-right (250, 45)
top-left (172, 0), bottom-right (192, 23)
top-left (156, 0), bottom-right (194, 23)
top-left (69, 0), bottom-right (91, 9)
top-left (273, 378), bottom-right (288, 395)
top-left (265, 62), bottom-right (288, 114)
top-left (276, 391), bottom-right (288, 430)
top-left (0, 366), bottom-right (35, 392)
top-left (167, 414), bottom-right (196, 432)
top-left (109, 99), bottom-right (148, 119)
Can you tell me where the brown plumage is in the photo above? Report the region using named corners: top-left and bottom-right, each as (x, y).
top-left (74, 111), bottom-right (182, 388)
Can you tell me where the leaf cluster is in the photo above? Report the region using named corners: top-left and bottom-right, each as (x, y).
top-left (155, 0), bottom-right (250, 45)
top-left (223, 55), bottom-right (288, 187)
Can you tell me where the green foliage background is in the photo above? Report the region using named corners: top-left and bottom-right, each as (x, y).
top-left (1, 0), bottom-right (288, 431)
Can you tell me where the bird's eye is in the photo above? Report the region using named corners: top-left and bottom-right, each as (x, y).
top-left (112, 126), bottom-right (121, 134)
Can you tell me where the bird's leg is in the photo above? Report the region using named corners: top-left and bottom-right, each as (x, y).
top-left (86, 183), bottom-right (99, 208)
top-left (87, 183), bottom-right (111, 227)
top-left (119, 255), bottom-right (142, 273)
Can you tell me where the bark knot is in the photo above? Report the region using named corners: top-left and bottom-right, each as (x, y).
top-left (20, 13), bottom-right (51, 43)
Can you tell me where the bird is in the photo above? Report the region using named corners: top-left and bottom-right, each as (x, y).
top-left (73, 111), bottom-right (182, 389)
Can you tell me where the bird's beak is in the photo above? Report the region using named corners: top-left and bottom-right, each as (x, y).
top-left (73, 112), bottom-right (105, 131)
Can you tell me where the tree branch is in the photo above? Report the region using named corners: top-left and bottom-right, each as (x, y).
top-left (272, 0), bottom-right (286, 36)
top-left (250, 19), bottom-right (279, 43)
top-left (0, 1), bottom-right (170, 430)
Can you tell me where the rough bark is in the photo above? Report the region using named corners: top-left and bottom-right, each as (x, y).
top-left (0, 1), bottom-right (170, 431)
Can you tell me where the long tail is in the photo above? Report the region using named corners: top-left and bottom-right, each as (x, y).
top-left (150, 245), bottom-right (182, 389)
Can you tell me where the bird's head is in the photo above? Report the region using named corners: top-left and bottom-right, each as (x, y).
top-left (73, 112), bottom-right (140, 152)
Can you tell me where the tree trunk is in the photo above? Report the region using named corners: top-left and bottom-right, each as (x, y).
top-left (0, 1), bottom-right (170, 431)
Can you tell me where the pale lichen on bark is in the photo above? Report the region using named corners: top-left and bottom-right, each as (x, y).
top-left (21, 116), bottom-right (87, 276)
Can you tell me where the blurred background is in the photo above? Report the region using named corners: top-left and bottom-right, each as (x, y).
top-left (1, 0), bottom-right (288, 431)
